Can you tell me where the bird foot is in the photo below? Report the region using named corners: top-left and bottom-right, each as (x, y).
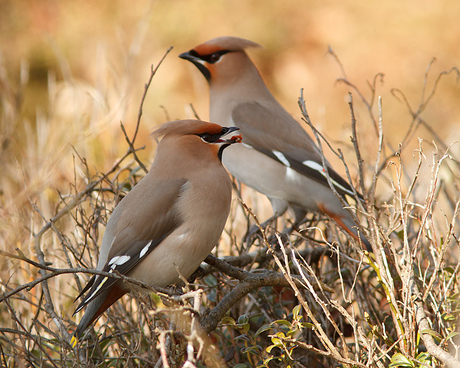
top-left (244, 222), bottom-right (296, 250)
top-left (244, 224), bottom-right (264, 244)
top-left (243, 216), bottom-right (277, 245)
top-left (187, 266), bottom-right (206, 283)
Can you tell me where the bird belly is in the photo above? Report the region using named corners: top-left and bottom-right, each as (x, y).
top-left (223, 143), bottom-right (351, 218)
top-left (126, 215), bottom-right (225, 291)
top-left (127, 234), bottom-right (206, 289)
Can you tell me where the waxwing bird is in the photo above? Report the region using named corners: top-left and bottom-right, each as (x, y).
top-left (179, 36), bottom-right (370, 248)
top-left (71, 120), bottom-right (242, 346)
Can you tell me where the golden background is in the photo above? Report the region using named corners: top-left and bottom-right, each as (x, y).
top-left (1, 0), bottom-right (459, 275)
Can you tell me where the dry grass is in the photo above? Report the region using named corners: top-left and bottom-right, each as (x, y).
top-left (1, 3), bottom-right (460, 367)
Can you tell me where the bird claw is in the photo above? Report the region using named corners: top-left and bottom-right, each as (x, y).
top-left (187, 266), bottom-right (206, 283)
top-left (243, 223), bottom-right (265, 244)
top-left (243, 216), bottom-right (276, 245)
top-left (244, 219), bottom-right (295, 247)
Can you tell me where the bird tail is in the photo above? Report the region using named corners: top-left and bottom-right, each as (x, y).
top-left (339, 216), bottom-right (372, 252)
top-left (317, 203), bottom-right (371, 251)
top-left (71, 285), bottom-right (127, 347)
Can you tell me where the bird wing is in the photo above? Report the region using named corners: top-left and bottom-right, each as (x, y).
top-left (232, 101), bottom-right (363, 200)
top-left (74, 178), bottom-right (186, 314)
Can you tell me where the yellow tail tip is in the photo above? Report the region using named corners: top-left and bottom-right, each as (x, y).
top-left (71, 335), bottom-right (78, 348)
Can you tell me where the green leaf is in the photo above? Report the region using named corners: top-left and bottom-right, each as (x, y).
top-left (238, 314), bottom-right (249, 325)
top-left (292, 305), bottom-right (302, 319)
top-left (234, 334), bottom-right (250, 342)
top-left (241, 346), bottom-right (260, 354)
top-left (421, 329), bottom-right (442, 342)
top-left (389, 353), bottom-right (414, 367)
top-left (266, 344), bottom-right (277, 353)
top-left (260, 356), bottom-right (275, 366)
top-left (233, 364), bottom-right (248, 368)
top-left (150, 293), bottom-right (162, 307)
top-left (447, 294), bottom-right (460, 303)
top-left (207, 288), bottom-right (217, 302)
top-left (205, 275), bottom-right (218, 286)
top-left (272, 319), bottom-right (291, 327)
top-left (255, 324), bottom-right (272, 338)
top-left (269, 331), bottom-right (287, 348)
top-left (415, 352), bottom-right (432, 364)
top-left (441, 312), bottom-right (456, 322)
top-left (99, 337), bottom-right (113, 353)
top-left (446, 331), bottom-right (460, 341)
top-left (221, 316), bottom-right (236, 325)
top-left (236, 322), bottom-right (250, 333)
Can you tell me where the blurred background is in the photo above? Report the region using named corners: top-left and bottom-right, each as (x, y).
top-left (1, 0), bottom-right (459, 274)
top-left (2, 2), bottom-right (460, 363)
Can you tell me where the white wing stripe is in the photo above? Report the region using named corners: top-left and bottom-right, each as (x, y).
top-left (302, 160), bottom-right (323, 172)
top-left (108, 255), bottom-right (131, 267)
top-left (302, 160), bottom-right (355, 196)
top-left (76, 271), bottom-right (113, 312)
top-left (272, 150), bottom-right (291, 167)
top-left (139, 240), bottom-right (153, 259)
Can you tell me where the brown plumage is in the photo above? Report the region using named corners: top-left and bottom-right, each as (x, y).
top-left (180, 37), bottom-right (369, 247)
top-left (71, 120), bottom-right (241, 346)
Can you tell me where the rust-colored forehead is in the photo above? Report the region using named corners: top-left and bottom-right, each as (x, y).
top-left (193, 36), bottom-right (262, 55)
top-left (153, 120), bottom-right (223, 139)
top-left (193, 122), bottom-right (223, 135)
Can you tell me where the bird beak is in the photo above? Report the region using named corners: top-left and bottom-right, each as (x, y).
top-left (221, 134), bottom-right (242, 145)
top-left (179, 51), bottom-right (211, 81)
top-left (215, 128), bottom-right (241, 162)
top-left (179, 51), bottom-right (199, 62)
top-left (218, 127), bottom-right (241, 144)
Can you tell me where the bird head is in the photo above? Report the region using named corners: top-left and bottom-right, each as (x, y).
top-left (153, 120), bottom-right (241, 162)
top-left (179, 36), bottom-right (262, 83)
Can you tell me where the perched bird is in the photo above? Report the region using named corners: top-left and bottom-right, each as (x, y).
top-left (179, 36), bottom-right (369, 247)
top-left (71, 120), bottom-right (242, 346)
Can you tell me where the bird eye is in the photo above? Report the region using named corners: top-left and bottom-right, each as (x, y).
top-left (210, 53), bottom-right (221, 62)
top-left (199, 133), bottom-right (212, 141)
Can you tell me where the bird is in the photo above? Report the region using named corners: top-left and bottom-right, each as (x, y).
top-left (179, 36), bottom-right (370, 248)
top-left (71, 119), bottom-right (242, 346)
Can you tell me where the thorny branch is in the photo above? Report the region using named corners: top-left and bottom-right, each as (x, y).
top-left (200, 253), bottom-right (333, 334)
